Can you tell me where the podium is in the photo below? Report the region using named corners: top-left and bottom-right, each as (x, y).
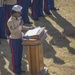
top-left (22, 27), bottom-right (48, 75)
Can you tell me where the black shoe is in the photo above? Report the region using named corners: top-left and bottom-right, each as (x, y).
top-left (25, 22), bottom-right (33, 24)
top-left (50, 7), bottom-right (59, 10)
top-left (20, 71), bottom-right (25, 75)
top-left (32, 18), bottom-right (39, 21)
top-left (0, 42), bottom-right (1, 44)
top-left (38, 14), bottom-right (45, 17)
top-left (0, 36), bottom-right (7, 39)
top-left (3, 37), bottom-right (7, 39)
top-left (16, 71), bottom-right (25, 75)
top-left (45, 11), bottom-right (52, 15)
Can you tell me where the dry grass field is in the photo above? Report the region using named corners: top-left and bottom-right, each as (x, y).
top-left (0, 0), bottom-right (75, 75)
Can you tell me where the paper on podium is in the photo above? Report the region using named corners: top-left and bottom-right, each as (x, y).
top-left (22, 27), bottom-right (47, 45)
top-left (24, 27), bottom-right (45, 39)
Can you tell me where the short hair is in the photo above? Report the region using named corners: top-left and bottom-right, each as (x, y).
top-left (11, 10), bottom-right (17, 15)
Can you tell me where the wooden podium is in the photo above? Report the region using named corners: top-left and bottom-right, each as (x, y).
top-left (22, 27), bottom-right (48, 75)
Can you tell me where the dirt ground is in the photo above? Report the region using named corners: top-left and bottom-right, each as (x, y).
top-left (0, 0), bottom-right (75, 75)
